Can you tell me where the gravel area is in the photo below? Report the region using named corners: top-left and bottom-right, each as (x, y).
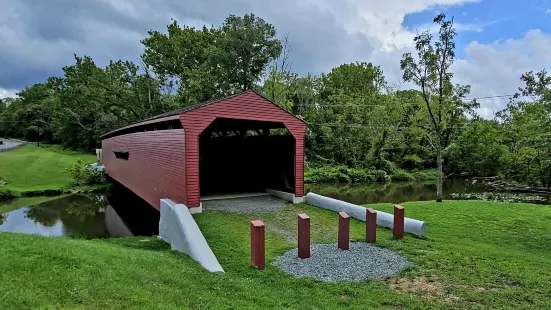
top-left (272, 242), bottom-right (412, 282)
top-left (202, 196), bottom-right (288, 213)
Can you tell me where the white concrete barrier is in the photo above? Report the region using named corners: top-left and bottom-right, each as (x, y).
top-left (267, 189), bottom-right (304, 203)
top-left (159, 199), bottom-right (224, 273)
top-left (305, 192), bottom-right (426, 238)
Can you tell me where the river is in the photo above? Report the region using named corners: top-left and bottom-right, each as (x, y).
top-left (1, 179), bottom-right (549, 238)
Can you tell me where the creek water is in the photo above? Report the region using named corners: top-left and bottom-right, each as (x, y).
top-left (1, 179), bottom-right (549, 238)
top-left (0, 183), bottom-right (159, 238)
top-left (306, 179), bottom-right (551, 205)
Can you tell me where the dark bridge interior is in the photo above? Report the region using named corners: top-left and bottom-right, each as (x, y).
top-left (199, 118), bottom-right (295, 196)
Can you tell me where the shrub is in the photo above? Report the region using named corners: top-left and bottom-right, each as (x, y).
top-left (372, 170), bottom-right (391, 183)
top-left (66, 160), bottom-right (105, 186)
top-left (390, 171), bottom-right (415, 182)
top-left (412, 170), bottom-right (438, 181)
top-left (0, 188), bottom-right (18, 201)
top-left (305, 166), bottom-right (392, 184)
top-left (347, 168), bottom-right (368, 183)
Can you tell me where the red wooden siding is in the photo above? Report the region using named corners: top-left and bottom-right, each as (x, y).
top-left (180, 91), bottom-right (307, 208)
top-left (102, 130), bottom-right (186, 210)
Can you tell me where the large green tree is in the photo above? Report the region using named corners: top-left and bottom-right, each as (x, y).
top-left (142, 14), bottom-right (281, 104)
top-left (400, 14), bottom-right (478, 201)
top-left (50, 55), bottom-right (174, 150)
top-left (215, 14), bottom-right (282, 91)
top-left (498, 69), bottom-right (551, 188)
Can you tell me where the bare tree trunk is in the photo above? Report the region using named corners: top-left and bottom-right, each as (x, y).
top-left (436, 135), bottom-right (443, 202)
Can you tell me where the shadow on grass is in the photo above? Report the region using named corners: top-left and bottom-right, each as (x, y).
top-left (99, 236), bottom-right (178, 253)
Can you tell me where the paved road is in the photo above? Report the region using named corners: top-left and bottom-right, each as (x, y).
top-left (0, 138), bottom-right (23, 151)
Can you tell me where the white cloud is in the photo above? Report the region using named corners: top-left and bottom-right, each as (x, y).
top-left (452, 29), bottom-right (551, 118)
top-left (343, 0), bottom-right (481, 51)
top-left (0, 88), bottom-right (18, 99)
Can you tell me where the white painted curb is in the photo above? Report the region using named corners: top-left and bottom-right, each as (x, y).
top-left (159, 199), bottom-right (224, 273)
top-left (267, 189), bottom-right (304, 204)
top-left (305, 193), bottom-right (426, 238)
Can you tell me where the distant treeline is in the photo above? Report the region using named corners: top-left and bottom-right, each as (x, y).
top-left (0, 13), bottom-right (549, 188)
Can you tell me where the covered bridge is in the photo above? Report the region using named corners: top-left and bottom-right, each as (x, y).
top-left (100, 91), bottom-right (307, 213)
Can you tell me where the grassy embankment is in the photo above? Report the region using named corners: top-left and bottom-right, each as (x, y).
top-left (0, 144), bottom-right (106, 200)
top-left (305, 165), bottom-right (437, 183)
top-left (1, 200), bottom-right (550, 309)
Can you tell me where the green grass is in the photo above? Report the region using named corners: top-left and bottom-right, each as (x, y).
top-left (1, 200), bottom-right (551, 309)
top-left (0, 144), bottom-right (97, 196)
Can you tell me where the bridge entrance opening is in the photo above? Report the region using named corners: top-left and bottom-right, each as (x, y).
top-left (199, 118), bottom-right (295, 197)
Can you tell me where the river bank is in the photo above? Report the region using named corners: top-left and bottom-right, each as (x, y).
top-left (471, 176), bottom-right (551, 195)
top-left (305, 165), bottom-right (437, 184)
top-left (0, 144), bottom-right (107, 201)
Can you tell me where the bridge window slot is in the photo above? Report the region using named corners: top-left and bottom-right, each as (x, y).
top-left (114, 151), bottom-right (129, 160)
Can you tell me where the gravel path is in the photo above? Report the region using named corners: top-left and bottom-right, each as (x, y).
top-left (272, 242), bottom-right (412, 282)
top-left (202, 196), bottom-right (288, 213)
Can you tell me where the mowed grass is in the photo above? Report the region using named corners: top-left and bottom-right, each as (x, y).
top-left (0, 144), bottom-right (96, 193)
top-left (1, 200), bottom-right (551, 309)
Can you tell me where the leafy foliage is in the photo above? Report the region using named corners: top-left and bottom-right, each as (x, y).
top-left (1, 12), bottom-right (550, 195)
top-left (400, 13), bottom-right (479, 201)
top-left (66, 160), bottom-right (105, 186)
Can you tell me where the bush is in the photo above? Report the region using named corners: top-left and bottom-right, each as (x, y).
top-left (372, 170), bottom-right (391, 183)
top-left (347, 168), bottom-right (368, 182)
top-left (66, 159), bottom-right (105, 186)
top-left (390, 171), bottom-right (415, 182)
top-left (304, 166), bottom-right (350, 183)
top-left (410, 170), bottom-right (437, 181)
top-left (0, 188), bottom-right (18, 201)
top-left (305, 166), bottom-right (390, 183)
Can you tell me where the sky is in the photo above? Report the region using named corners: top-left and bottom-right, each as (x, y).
top-left (0, 0), bottom-right (550, 118)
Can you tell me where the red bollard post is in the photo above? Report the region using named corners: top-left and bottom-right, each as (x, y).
top-left (298, 213), bottom-right (311, 259)
top-left (366, 208), bottom-right (377, 243)
top-left (338, 212), bottom-right (350, 250)
top-left (250, 220), bottom-right (265, 269)
top-left (393, 205), bottom-right (405, 239)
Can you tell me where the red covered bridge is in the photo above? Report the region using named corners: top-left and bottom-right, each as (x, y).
top-left (100, 91), bottom-right (307, 213)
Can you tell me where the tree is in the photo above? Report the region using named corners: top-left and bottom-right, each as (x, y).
top-left (50, 55), bottom-right (174, 150)
top-left (142, 14), bottom-right (282, 104)
top-left (448, 120), bottom-right (507, 177)
top-left (141, 20), bottom-right (216, 103)
top-left (215, 14), bottom-right (282, 91)
top-left (306, 62), bottom-right (388, 167)
top-left (262, 34), bottom-right (295, 111)
top-left (497, 69), bottom-right (551, 188)
top-left (400, 14), bottom-right (478, 202)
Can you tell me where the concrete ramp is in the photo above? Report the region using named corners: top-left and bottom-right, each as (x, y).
top-left (159, 199), bottom-right (224, 273)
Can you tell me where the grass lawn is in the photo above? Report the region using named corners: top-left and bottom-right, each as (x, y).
top-left (1, 200), bottom-right (550, 309)
top-left (0, 144), bottom-right (97, 194)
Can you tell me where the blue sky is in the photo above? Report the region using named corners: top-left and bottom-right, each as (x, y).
top-left (404, 0), bottom-right (551, 58)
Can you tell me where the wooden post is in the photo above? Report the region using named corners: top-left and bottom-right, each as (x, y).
top-left (338, 212), bottom-right (350, 250)
top-left (366, 208), bottom-right (377, 243)
top-left (298, 213), bottom-right (310, 258)
top-left (251, 220), bottom-right (265, 269)
top-left (393, 205), bottom-right (405, 239)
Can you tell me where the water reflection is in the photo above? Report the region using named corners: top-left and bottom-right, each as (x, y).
top-left (306, 179), bottom-right (498, 205)
top-left (0, 183), bottom-right (160, 238)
